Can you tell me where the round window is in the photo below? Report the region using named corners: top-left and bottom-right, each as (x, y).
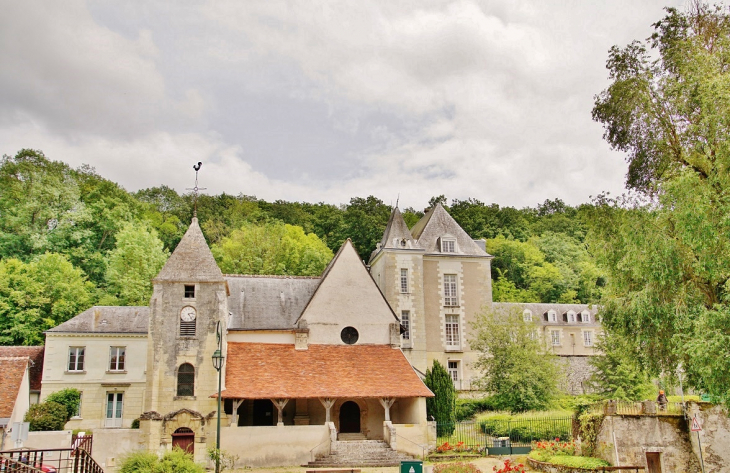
top-left (340, 326), bottom-right (359, 345)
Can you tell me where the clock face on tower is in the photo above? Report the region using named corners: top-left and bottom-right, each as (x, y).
top-left (180, 306), bottom-right (197, 322)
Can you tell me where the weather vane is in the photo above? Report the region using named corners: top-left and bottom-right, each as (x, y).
top-left (187, 162), bottom-right (206, 218)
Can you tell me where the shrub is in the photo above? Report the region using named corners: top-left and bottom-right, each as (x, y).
top-left (455, 397), bottom-right (498, 421)
top-left (131, 418), bottom-right (140, 429)
top-left (493, 459), bottom-right (525, 473)
top-left (578, 412), bottom-right (605, 457)
top-left (433, 462), bottom-right (481, 473)
top-left (45, 388), bottom-right (81, 421)
top-left (119, 448), bottom-right (205, 473)
top-left (477, 411), bottom-right (571, 442)
top-left (547, 456), bottom-right (610, 469)
top-left (425, 361), bottom-right (456, 436)
top-left (24, 401), bottom-right (68, 431)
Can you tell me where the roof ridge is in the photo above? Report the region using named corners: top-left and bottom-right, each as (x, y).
top-left (223, 274), bottom-right (321, 279)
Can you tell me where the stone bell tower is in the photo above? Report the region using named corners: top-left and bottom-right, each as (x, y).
top-left (140, 217), bottom-right (228, 459)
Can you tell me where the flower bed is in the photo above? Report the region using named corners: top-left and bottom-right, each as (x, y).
top-left (526, 438), bottom-right (610, 472)
top-left (429, 441), bottom-right (483, 461)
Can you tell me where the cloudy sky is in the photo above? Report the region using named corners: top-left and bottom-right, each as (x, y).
top-left (1, 1), bottom-right (686, 210)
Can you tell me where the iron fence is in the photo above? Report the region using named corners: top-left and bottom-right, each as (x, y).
top-left (436, 417), bottom-right (574, 456)
top-left (0, 447), bottom-right (102, 473)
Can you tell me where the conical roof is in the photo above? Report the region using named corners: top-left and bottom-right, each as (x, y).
top-left (379, 207), bottom-right (415, 249)
top-left (154, 217), bottom-right (224, 282)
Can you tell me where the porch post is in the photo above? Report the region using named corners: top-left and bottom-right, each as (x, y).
top-left (272, 398), bottom-right (289, 426)
top-left (230, 399), bottom-right (243, 427)
top-left (379, 397), bottom-right (396, 422)
top-left (319, 398), bottom-right (336, 423)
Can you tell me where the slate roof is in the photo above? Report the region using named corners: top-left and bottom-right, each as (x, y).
top-left (47, 306), bottom-right (149, 334)
top-left (0, 347), bottom-right (44, 391)
top-left (0, 357), bottom-right (29, 418)
top-left (411, 204), bottom-right (490, 256)
top-left (155, 217), bottom-right (224, 283)
top-left (226, 275), bottom-right (321, 330)
top-left (221, 343), bottom-right (434, 399)
top-left (493, 302), bottom-right (601, 326)
top-left (379, 207), bottom-right (417, 250)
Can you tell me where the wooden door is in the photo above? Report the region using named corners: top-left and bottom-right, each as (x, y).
top-left (172, 428), bottom-right (195, 455)
top-left (339, 401), bottom-right (360, 433)
top-left (646, 452), bottom-right (662, 473)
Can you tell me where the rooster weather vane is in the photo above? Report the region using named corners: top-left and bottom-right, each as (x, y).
top-left (187, 162), bottom-right (206, 218)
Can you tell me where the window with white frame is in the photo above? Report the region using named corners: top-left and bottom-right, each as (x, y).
top-left (448, 360), bottom-right (459, 384)
top-left (551, 330), bottom-right (561, 346)
top-left (68, 347), bottom-right (85, 372)
top-left (441, 238), bottom-right (456, 253)
top-left (73, 393), bottom-right (82, 418)
top-left (401, 311), bottom-right (411, 340)
top-left (105, 392), bottom-right (123, 428)
top-left (567, 310), bottom-right (576, 323)
top-left (581, 311), bottom-right (591, 323)
top-left (548, 310), bottom-right (557, 323)
top-left (400, 268), bottom-right (409, 293)
top-left (583, 330), bottom-right (593, 347)
top-left (443, 274), bottom-right (458, 306)
top-left (445, 314), bottom-right (461, 349)
top-left (523, 310), bottom-right (532, 322)
top-left (109, 347), bottom-right (126, 371)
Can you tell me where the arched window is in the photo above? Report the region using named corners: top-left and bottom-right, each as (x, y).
top-left (177, 363), bottom-right (195, 396)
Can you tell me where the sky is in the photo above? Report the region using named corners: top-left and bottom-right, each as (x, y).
top-left (0, 0), bottom-right (688, 210)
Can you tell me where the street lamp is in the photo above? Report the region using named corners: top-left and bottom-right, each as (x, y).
top-left (212, 321), bottom-right (225, 473)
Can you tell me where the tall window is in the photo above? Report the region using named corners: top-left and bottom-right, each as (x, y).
top-left (551, 330), bottom-right (561, 346)
top-left (109, 347), bottom-right (125, 371)
top-left (177, 363), bottom-right (195, 396)
top-left (74, 393), bottom-right (82, 417)
top-left (443, 274), bottom-right (458, 306)
top-left (105, 392), bottom-right (123, 428)
top-left (400, 269), bottom-right (409, 293)
top-left (583, 331), bottom-right (593, 347)
top-left (445, 314), bottom-right (460, 349)
top-left (448, 361), bottom-right (459, 384)
top-left (401, 311), bottom-right (411, 340)
top-left (68, 347), bottom-right (85, 372)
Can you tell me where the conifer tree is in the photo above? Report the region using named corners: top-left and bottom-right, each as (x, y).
top-left (424, 360), bottom-right (456, 436)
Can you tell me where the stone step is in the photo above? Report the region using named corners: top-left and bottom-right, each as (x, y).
top-left (337, 433), bottom-right (367, 441)
top-left (307, 438), bottom-right (416, 468)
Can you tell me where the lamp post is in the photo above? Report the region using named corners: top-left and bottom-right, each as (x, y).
top-left (212, 321), bottom-right (224, 473)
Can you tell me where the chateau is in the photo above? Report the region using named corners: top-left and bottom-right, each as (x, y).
top-left (36, 203), bottom-right (600, 467)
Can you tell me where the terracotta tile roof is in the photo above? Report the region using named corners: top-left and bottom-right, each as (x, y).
top-left (0, 357), bottom-right (29, 418)
top-left (0, 347), bottom-right (44, 391)
top-left (221, 343), bottom-right (434, 399)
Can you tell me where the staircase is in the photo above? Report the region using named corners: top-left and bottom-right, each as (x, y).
top-left (307, 435), bottom-right (416, 468)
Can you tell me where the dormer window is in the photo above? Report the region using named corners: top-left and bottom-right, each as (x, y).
top-left (400, 239), bottom-right (407, 248)
top-left (547, 310), bottom-right (557, 323)
top-left (184, 285), bottom-right (195, 299)
top-left (440, 236), bottom-right (456, 253)
top-left (581, 310), bottom-right (591, 323)
top-left (567, 310), bottom-right (576, 323)
top-left (523, 310), bottom-right (532, 322)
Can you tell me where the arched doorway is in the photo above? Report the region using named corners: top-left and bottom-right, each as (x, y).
top-left (171, 427), bottom-right (195, 454)
top-left (339, 401), bottom-right (360, 433)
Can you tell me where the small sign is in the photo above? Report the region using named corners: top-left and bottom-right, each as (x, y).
top-left (691, 416), bottom-right (702, 432)
top-left (409, 467), bottom-right (415, 473)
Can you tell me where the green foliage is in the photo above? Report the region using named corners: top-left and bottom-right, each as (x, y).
top-left (120, 449), bottom-right (205, 473)
top-left (549, 394), bottom-right (602, 414)
top-left (45, 388), bottom-right (81, 421)
top-left (425, 360), bottom-right (456, 436)
top-left (470, 307), bottom-right (562, 412)
top-left (24, 401), bottom-right (68, 431)
top-left (207, 448), bottom-right (239, 473)
top-left (102, 222), bottom-right (169, 306)
top-left (131, 418), bottom-right (140, 429)
top-left (454, 396), bottom-right (498, 421)
top-left (0, 253), bottom-right (95, 345)
top-left (539, 455), bottom-right (610, 469)
top-left (587, 333), bottom-right (655, 401)
top-left (477, 411), bottom-right (572, 442)
top-left (577, 412), bottom-right (605, 458)
top-left (212, 222), bottom-right (333, 276)
top-left (588, 4), bottom-right (730, 405)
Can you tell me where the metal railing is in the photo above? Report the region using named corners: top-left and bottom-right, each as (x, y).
top-left (0, 447), bottom-right (103, 473)
top-left (588, 400), bottom-right (684, 416)
top-left (436, 417), bottom-right (573, 456)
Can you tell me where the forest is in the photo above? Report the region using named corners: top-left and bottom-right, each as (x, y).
top-left (0, 148), bottom-right (604, 346)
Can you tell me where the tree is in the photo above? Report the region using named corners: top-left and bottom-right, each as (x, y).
top-left (470, 306), bottom-right (562, 412)
top-left (0, 253), bottom-right (95, 345)
top-left (424, 360), bottom-right (456, 436)
top-left (45, 388), bottom-right (81, 422)
top-left (212, 222), bottom-right (333, 276)
top-left (24, 401), bottom-right (68, 431)
top-left (587, 333), bottom-right (656, 401)
top-left (102, 222), bottom-right (169, 306)
top-left (589, 3), bottom-right (730, 403)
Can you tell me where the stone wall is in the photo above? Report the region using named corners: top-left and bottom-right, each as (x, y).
top-left (558, 356), bottom-right (594, 395)
top-left (687, 402), bottom-right (730, 472)
top-left (90, 429), bottom-right (143, 473)
top-left (220, 425), bottom-right (330, 467)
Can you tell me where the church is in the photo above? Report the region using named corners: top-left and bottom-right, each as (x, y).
top-left (39, 202), bottom-right (600, 467)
